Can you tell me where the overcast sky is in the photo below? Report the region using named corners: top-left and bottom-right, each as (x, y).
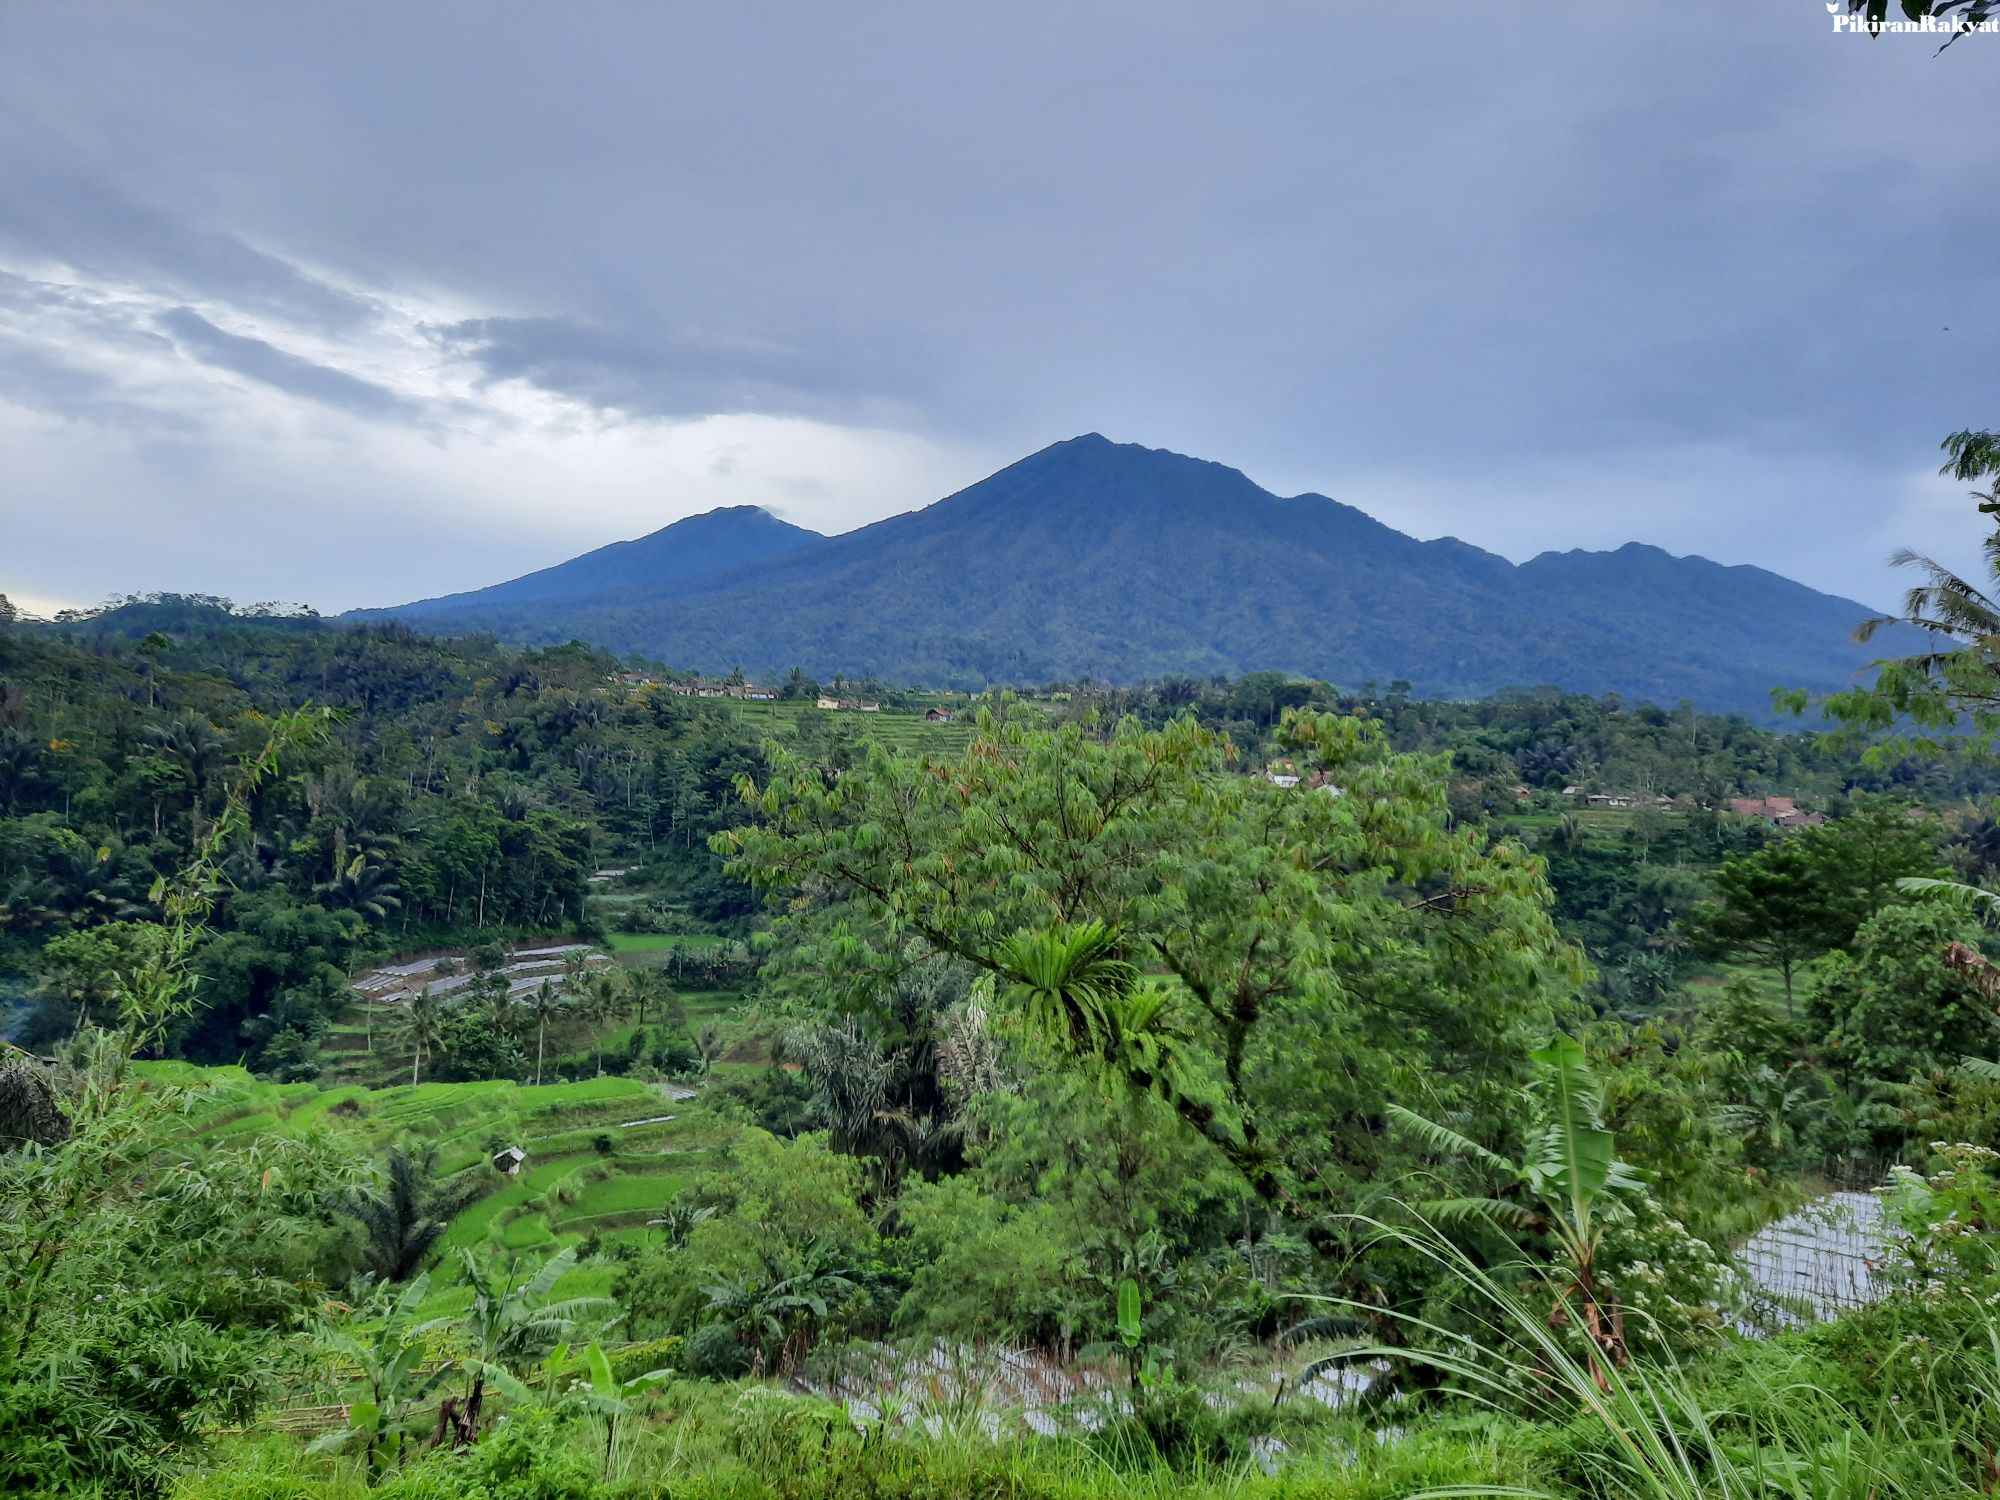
top-left (2, 2), bottom-right (1996, 618)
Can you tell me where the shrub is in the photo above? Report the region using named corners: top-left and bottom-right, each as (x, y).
top-left (372, 1410), bottom-right (598, 1500)
top-left (609, 1336), bottom-right (683, 1382)
top-left (684, 1321), bottom-right (749, 1379)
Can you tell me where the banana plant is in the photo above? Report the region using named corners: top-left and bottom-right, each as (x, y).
top-left (1079, 1275), bottom-right (1175, 1392)
top-left (577, 1340), bottom-right (673, 1475)
top-left (308, 1274), bottom-right (450, 1480)
top-left (1389, 1033), bottom-right (1644, 1382)
top-left (494, 1339), bottom-right (674, 1475)
top-left (454, 1245), bottom-right (611, 1436)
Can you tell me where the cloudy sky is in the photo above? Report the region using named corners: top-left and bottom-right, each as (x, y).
top-left (2, 2), bottom-right (1996, 617)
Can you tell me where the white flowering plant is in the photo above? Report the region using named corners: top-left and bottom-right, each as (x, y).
top-left (1879, 1142), bottom-right (2000, 1292)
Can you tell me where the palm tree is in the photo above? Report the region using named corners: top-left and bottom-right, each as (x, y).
top-left (1855, 430), bottom-right (2000, 707)
top-left (344, 1142), bottom-right (483, 1282)
top-left (316, 856), bottom-right (403, 920)
top-left (397, 986), bottom-right (446, 1085)
top-left (1389, 1034), bottom-right (1644, 1385)
top-left (625, 967), bottom-right (675, 1031)
top-left (144, 714), bottom-right (228, 819)
top-left (522, 978), bottom-right (568, 1087)
top-left (785, 1014), bottom-right (899, 1156)
top-left (693, 1022), bottom-right (727, 1075)
top-left (582, 972), bottom-right (625, 1075)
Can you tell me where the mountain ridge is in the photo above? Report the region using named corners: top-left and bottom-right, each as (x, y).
top-left (353, 435), bottom-right (1912, 716)
top-left (385, 503), bottom-right (823, 617)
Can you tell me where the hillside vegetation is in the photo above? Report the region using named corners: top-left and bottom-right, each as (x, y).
top-left (10, 450), bottom-right (2000, 1500)
top-left (356, 435), bottom-right (1922, 717)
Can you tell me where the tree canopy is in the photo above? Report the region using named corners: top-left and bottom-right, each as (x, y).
top-left (718, 707), bottom-right (1583, 1244)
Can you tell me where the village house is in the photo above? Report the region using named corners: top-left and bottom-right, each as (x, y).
top-left (1726, 795), bottom-right (1826, 828)
top-left (667, 676), bottom-right (773, 700)
top-left (924, 707), bottom-right (955, 722)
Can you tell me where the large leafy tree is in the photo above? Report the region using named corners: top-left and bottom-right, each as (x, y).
top-left (1687, 805), bottom-right (1943, 1015)
top-left (717, 708), bottom-right (1580, 1251)
top-left (1805, 899), bottom-right (1995, 1105)
top-left (1687, 840), bottom-right (1843, 1018)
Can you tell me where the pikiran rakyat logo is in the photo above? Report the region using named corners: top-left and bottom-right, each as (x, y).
top-left (1825, 0), bottom-right (1997, 37)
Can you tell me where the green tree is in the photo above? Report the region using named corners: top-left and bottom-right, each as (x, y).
top-left (701, 1239), bottom-right (860, 1376)
top-left (397, 987), bottom-right (445, 1085)
top-left (719, 709), bottom-right (1579, 1261)
top-left (32, 922), bottom-right (167, 1036)
top-left (1804, 899), bottom-right (1994, 1108)
top-left (0, 713), bottom-right (354, 1494)
top-left (522, 977), bottom-right (568, 1087)
top-left (1688, 809), bottom-right (1941, 1016)
top-left (1687, 840), bottom-right (1837, 1017)
top-left (1812, 428), bottom-right (2000, 741)
top-left (581, 971), bottom-right (626, 1075)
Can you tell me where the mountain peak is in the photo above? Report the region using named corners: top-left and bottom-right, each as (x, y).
top-left (357, 436), bottom-right (1899, 717)
top-left (359, 502), bottom-right (822, 618)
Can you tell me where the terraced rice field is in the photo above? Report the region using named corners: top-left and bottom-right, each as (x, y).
top-left (725, 698), bottom-right (979, 756)
top-left (159, 1065), bottom-right (736, 1316)
top-left (326, 941), bottom-right (618, 1087)
top-left (605, 932), bottom-right (729, 955)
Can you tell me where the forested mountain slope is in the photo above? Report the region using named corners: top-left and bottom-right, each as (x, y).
top-left (357, 435), bottom-right (1915, 716)
top-left (383, 505), bottom-right (824, 618)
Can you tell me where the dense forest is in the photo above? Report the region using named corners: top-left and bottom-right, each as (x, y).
top-left (354, 434), bottom-right (1910, 717)
top-left (9, 479), bottom-right (2000, 1500)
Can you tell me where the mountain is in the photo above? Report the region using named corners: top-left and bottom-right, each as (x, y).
top-left (354, 435), bottom-right (1913, 715)
top-left (381, 504), bottom-right (823, 618)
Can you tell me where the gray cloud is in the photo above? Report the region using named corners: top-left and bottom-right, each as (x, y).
top-left (0, 140), bottom-right (374, 333)
top-left (155, 306), bottom-right (418, 421)
top-left (0, 341), bottom-right (189, 432)
top-left (433, 314), bottom-right (881, 421)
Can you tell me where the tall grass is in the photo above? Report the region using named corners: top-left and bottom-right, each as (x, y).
top-left (1308, 1218), bottom-right (1999, 1500)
